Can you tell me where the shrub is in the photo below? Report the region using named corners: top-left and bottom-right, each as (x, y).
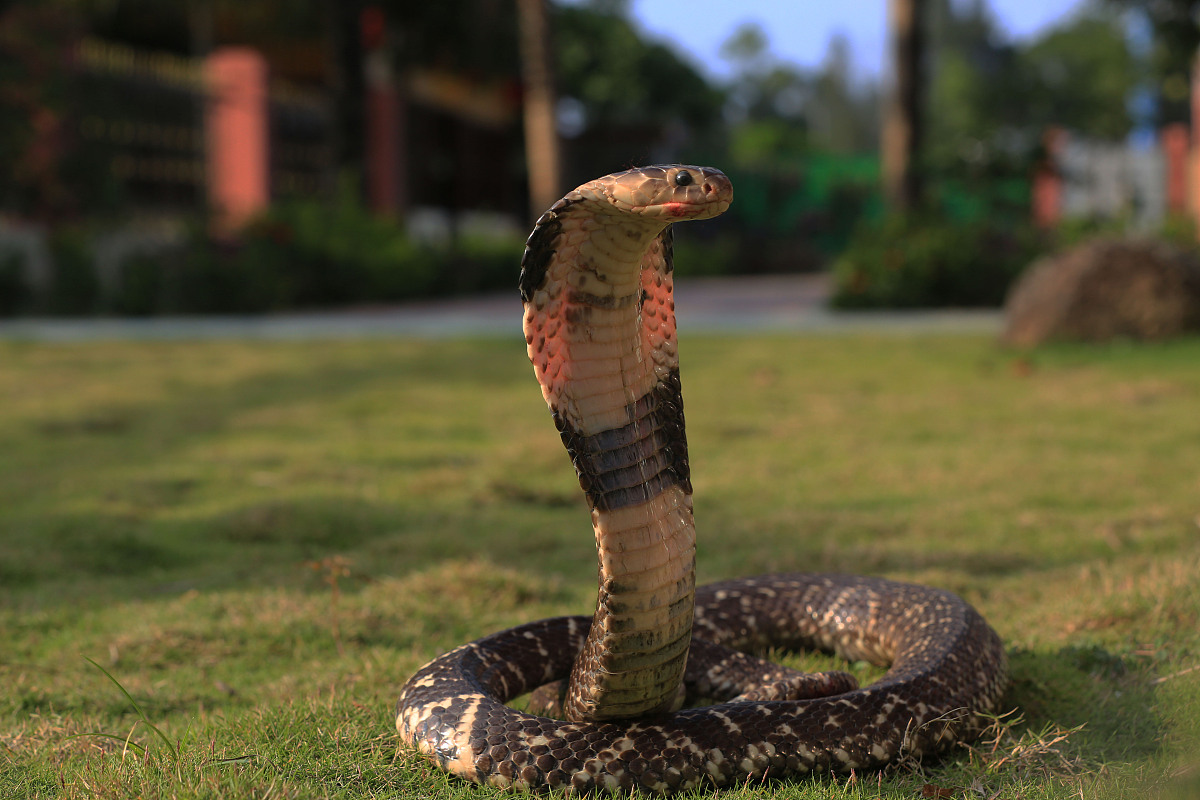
top-left (102, 192), bottom-right (446, 314)
top-left (46, 227), bottom-right (101, 315)
top-left (831, 215), bottom-right (1043, 308)
top-left (235, 191), bottom-right (437, 308)
top-left (12, 190), bottom-right (530, 316)
top-left (672, 232), bottom-right (739, 277)
top-left (175, 236), bottom-right (290, 313)
top-left (431, 233), bottom-right (526, 296)
top-left (109, 251), bottom-right (163, 316)
top-left (0, 246), bottom-right (30, 316)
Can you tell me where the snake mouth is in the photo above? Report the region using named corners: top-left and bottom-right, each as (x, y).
top-left (594, 164), bottom-right (734, 220)
top-left (659, 196), bottom-right (731, 219)
top-left (630, 191), bottom-right (733, 221)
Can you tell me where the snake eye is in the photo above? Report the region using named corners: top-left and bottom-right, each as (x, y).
top-left (674, 171), bottom-right (694, 187)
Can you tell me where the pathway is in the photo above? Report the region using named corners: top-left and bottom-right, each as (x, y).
top-left (0, 274), bottom-right (1003, 342)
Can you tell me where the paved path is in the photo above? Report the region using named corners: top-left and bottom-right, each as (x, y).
top-left (0, 275), bottom-right (1002, 342)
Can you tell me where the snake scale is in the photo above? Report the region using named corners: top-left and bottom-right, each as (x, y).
top-left (396, 165), bottom-right (1008, 793)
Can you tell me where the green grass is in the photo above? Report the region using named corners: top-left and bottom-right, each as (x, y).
top-left (1, 333), bottom-right (1198, 799)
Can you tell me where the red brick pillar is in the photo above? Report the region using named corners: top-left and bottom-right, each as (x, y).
top-left (362, 6), bottom-right (404, 217)
top-left (1162, 123), bottom-right (1189, 215)
top-left (1032, 127), bottom-right (1066, 229)
top-left (205, 48), bottom-right (269, 232)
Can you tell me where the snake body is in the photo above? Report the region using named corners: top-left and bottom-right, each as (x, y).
top-left (396, 165), bottom-right (1008, 792)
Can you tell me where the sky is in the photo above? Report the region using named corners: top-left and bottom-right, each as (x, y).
top-left (627, 0), bottom-right (1091, 82)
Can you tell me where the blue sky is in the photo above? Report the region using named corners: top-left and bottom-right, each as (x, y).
top-left (627, 0), bottom-right (1090, 81)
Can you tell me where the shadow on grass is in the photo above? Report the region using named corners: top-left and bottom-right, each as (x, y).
top-left (2, 498), bottom-right (402, 608)
top-left (1006, 644), bottom-right (1165, 765)
top-left (2, 494), bottom-right (593, 616)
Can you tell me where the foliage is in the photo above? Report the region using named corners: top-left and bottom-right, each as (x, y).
top-left (926, 0), bottom-right (1135, 176)
top-left (46, 226), bottom-right (102, 314)
top-left (1104, 0), bottom-right (1200, 125)
top-left (1018, 15), bottom-right (1137, 140)
top-left (670, 231), bottom-right (740, 278)
top-left (428, 232), bottom-right (529, 296)
top-left (235, 191), bottom-right (436, 308)
top-left (832, 208), bottom-right (1200, 311)
top-left (553, 0), bottom-right (725, 183)
top-left (0, 4), bottom-right (90, 221)
top-left (719, 24), bottom-right (878, 164)
top-left (1, 335), bottom-right (1199, 798)
top-left (159, 202), bottom-right (521, 313)
top-left (0, 190), bottom-right (529, 317)
top-left (0, 246), bottom-right (31, 315)
top-left (831, 214), bottom-right (1042, 308)
top-left (1053, 213), bottom-right (1200, 253)
top-left (804, 34), bottom-right (881, 154)
top-left (554, 1), bottom-right (720, 135)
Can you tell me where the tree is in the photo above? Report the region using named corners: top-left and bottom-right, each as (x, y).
top-left (1105, 0), bottom-right (1200, 124)
top-left (719, 23), bottom-right (810, 167)
top-left (1019, 15), bottom-right (1137, 139)
top-left (552, 0), bottom-right (723, 183)
top-left (809, 34), bottom-right (880, 154)
top-left (717, 23), bottom-right (878, 167)
top-left (925, 0), bottom-right (1135, 176)
top-left (516, 0), bottom-right (563, 220)
top-left (882, 0), bottom-right (925, 210)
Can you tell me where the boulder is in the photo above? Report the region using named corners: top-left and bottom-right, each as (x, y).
top-left (1002, 237), bottom-right (1200, 346)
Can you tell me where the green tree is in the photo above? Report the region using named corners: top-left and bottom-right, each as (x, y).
top-left (719, 23), bottom-right (810, 168)
top-left (553, 0), bottom-right (720, 133)
top-left (718, 23), bottom-right (877, 168)
top-left (1019, 15), bottom-right (1136, 139)
top-left (552, 0), bottom-right (724, 181)
top-left (1105, 0), bottom-right (1200, 124)
top-left (811, 33), bottom-right (880, 154)
top-left (926, 0), bottom-right (1134, 175)
top-left (517, 0), bottom-right (563, 219)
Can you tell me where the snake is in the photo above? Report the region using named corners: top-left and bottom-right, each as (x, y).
top-left (395, 165), bottom-right (1009, 793)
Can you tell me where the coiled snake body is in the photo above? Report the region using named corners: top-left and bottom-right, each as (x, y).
top-left (396, 165), bottom-right (1008, 793)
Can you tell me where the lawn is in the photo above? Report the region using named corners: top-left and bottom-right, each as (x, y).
top-left (1, 332), bottom-right (1198, 799)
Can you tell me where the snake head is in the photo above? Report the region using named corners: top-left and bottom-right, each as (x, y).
top-left (587, 165), bottom-right (733, 220)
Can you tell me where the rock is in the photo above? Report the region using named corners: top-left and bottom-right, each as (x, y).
top-left (1002, 238), bottom-right (1200, 346)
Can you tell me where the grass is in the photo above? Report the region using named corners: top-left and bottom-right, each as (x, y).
top-left (1, 332), bottom-right (1198, 799)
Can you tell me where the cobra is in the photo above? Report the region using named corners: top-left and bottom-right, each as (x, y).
top-left (395, 165), bottom-right (1008, 793)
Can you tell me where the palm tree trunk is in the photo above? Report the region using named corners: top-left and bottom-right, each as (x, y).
top-left (516, 0), bottom-right (563, 221)
top-left (882, 0), bottom-right (925, 211)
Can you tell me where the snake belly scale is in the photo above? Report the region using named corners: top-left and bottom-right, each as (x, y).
top-left (395, 165), bottom-right (1008, 793)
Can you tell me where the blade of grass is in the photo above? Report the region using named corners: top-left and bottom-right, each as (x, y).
top-left (83, 656), bottom-right (178, 760)
top-left (203, 755), bottom-right (259, 766)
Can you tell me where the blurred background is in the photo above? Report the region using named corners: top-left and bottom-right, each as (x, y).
top-left (0, 0), bottom-right (1197, 316)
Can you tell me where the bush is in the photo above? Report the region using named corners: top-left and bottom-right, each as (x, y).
top-left (0, 246), bottom-right (30, 316)
top-left (431, 233), bottom-right (528, 296)
top-left (10, 190), bottom-right (528, 316)
top-left (235, 191), bottom-right (437, 307)
top-left (171, 237), bottom-right (288, 314)
top-left (831, 215), bottom-right (1043, 309)
top-left (105, 194), bottom-right (452, 314)
top-left (109, 251), bottom-right (163, 316)
top-left (46, 228), bottom-right (101, 315)
top-left (672, 232), bottom-right (739, 277)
